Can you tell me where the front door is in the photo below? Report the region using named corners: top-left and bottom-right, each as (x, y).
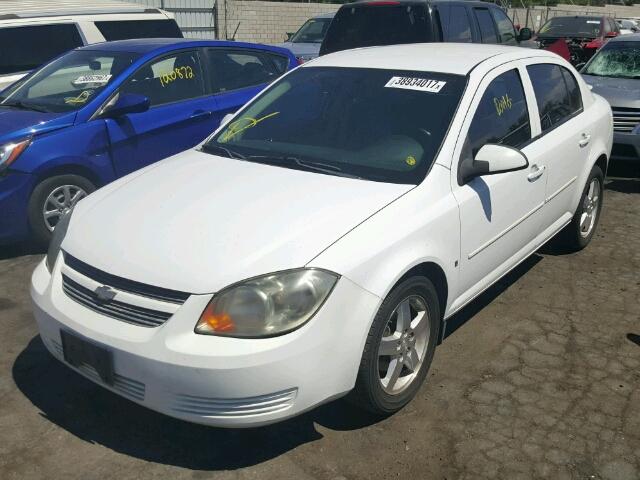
top-left (105, 49), bottom-right (218, 177)
top-left (451, 64), bottom-right (547, 308)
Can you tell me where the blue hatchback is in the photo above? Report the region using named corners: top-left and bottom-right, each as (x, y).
top-left (0, 39), bottom-right (296, 244)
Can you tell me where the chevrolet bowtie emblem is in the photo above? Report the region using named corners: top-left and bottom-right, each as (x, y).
top-left (94, 285), bottom-right (117, 304)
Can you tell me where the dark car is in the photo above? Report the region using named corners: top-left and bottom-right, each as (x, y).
top-left (535, 16), bottom-right (620, 66)
top-left (581, 34), bottom-right (640, 162)
top-left (319, 0), bottom-right (531, 56)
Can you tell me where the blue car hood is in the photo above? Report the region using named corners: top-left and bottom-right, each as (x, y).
top-left (0, 107), bottom-right (76, 144)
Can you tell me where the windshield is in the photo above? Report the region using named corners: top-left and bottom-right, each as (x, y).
top-left (0, 50), bottom-right (139, 113)
top-left (204, 67), bottom-right (466, 185)
top-left (320, 5), bottom-right (432, 55)
top-left (583, 42), bottom-right (640, 79)
top-left (538, 17), bottom-right (601, 38)
top-left (290, 17), bottom-right (332, 43)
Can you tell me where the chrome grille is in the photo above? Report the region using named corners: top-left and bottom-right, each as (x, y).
top-left (62, 274), bottom-right (172, 327)
top-left (612, 107), bottom-right (640, 133)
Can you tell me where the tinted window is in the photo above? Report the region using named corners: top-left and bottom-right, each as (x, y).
top-left (0, 24), bottom-right (83, 75)
top-left (320, 5), bottom-right (432, 55)
top-left (207, 49), bottom-right (285, 92)
top-left (0, 50), bottom-right (138, 113)
top-left (206, 67), bottom-right (466, 184)
top-left (120, 50), bottom-right (205, 107)
top-left (527, 64), bottom-right (582, 132)
top-left (442, 5), bottom-right (473, 43)
top-left (290, 18), bottom-right (332, 43)
top-left (95, 19), bottom-right (182, 41)
top-left (491, 8), bottom-right (517, 44)
top-left (475, 9), bottom-right (498, 43)
top-left (538, 17), bottom-right (601, 38)
top-left (465, 69), bottom-right (531, 159)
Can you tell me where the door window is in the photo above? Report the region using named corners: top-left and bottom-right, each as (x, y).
top-left (0, 24), bottom-right (83, 75)
top-left (474, 8), bottom-right (499, 43)
top-left (491, 8), bottom-right (517, 44)
top-left (206, 49), bottom-right (285, 93)
top-left (527, 64), bottom-right (583, 133)
top-left (94, 19), bottom-right (182, 41)
top-left (119, 50), bottom-right (205, 107)
top-left (442, 5), bottom-right (473, 42)
top-left (464, 69), bottom-right (531, 159)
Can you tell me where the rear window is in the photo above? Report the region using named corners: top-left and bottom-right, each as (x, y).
top-left (320, 4), bottom-right (433, 56)
top-left (538, 17), bottom-right (602, 38)
top-left (0, 24), bottom-right (83, 75)
top-left (95, 19), bottom-right (183, 41)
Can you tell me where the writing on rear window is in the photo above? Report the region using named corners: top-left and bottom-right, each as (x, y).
top-left (385, 77), bottom-right (447, 93)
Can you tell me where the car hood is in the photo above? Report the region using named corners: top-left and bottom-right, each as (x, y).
top-left (276, 42), bottom-right (321, 58)
top-left (582, 74), bottom-right (640, 108)
top-left (0, 108), bottom-right (76, 144)
top-left (64, 149), bottom-right (413, 294)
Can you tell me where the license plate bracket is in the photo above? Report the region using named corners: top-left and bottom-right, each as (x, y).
top-left (61, 330), bottom-right (114, 385)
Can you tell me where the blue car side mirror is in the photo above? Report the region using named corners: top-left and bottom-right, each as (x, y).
top-left (101, 93), bottom-right (150, 118)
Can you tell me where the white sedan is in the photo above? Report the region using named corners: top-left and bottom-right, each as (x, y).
top-left (32, 43), bottom-right (612, 427)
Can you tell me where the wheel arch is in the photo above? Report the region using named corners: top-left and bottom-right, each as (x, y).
top-left (390, 261), bottom-right (449, 320)
top-left (31, 163), bottom-right (103, 189)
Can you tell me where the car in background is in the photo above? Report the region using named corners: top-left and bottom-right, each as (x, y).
top-left (617, 19), bottom-right (639, 35)
top-left (319, 0), bottom-right (532, 56)
top-left (33, 44), bottom-right (611, 428)
top-left (581, 34), bottom-right (640, 162)
top-left (0, 39), bottom-right (296, 245)
top-left (535, 16), bottom-right (620, 65)
top-left (277, 12), bottom-right (335, 63)
top-left (0, 0), bottom-right (183, 91)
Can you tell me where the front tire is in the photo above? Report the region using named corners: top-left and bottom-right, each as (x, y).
top-left (350, 276), bottom-right (440, 415)
top-left (28, 175), bottom-right (95, 246)
top-left (561, 165), bottom-right (604, 251)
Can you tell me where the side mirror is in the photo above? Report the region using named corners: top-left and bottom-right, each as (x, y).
top-left (101, 93), bottom-right (149, 118)
top-left (285, 32), bottom-right (294, 41)
top-left (460, 144), bottom-right (529, 184)
top-left (518, 27), bottom-right (533, 42)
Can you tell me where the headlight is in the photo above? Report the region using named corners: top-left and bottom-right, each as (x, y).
top-left (46, 208), bottom-right (73, 272)
top-left (0, 138), bottom-right (30, 174)
top-left (195, 269), bottom-right (338, 338)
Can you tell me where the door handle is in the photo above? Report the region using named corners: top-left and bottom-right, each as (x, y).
top-left (578, 133), bottom-right (591, 148)
top-left (190, 110), bottom-right (213, 119)
top-left (527, 164), bottom-right (546, 182)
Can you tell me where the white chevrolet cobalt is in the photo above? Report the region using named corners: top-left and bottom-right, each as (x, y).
top-left (32, 44), bottom-right (612, 427)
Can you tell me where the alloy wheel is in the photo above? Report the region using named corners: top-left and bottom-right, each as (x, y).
top-left (42, 185), bottom-right (87, 232)
top-left (579, 177), bottom-right (600, 238)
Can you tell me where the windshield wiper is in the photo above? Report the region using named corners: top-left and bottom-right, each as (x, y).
top-left (247, 154), bottom-right (362, 179)
top-left (0, 100), bottom-right (50, 113)
top-left (200, 143), bottom-right (246, 160)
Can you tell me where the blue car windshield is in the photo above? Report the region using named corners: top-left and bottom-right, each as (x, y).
top-left (204, 66), bottom-right (466, 185)
top-left (0, 50), bottom-right (140, 113)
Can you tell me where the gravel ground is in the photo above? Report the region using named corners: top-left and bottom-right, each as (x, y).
top-left (0, 164), bottom-right (638, 480)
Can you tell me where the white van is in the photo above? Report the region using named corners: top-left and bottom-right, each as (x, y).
top-left (0, 0), bottom-right (182, 90)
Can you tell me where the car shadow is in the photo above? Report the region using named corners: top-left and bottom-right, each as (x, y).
top-left (440, 253), bottom-right (542, 341)
top-left (0, 242), bottom-right (45, 261)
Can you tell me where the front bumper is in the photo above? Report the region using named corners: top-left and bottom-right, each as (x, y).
top-left (31, 258), bottom-right (380, 427)
top-left (611, 131), bottom-right (640, 161)
top-left (0, 172), bottom-right (33, 244)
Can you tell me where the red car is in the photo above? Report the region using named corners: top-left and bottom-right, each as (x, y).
top-left (534, 15), bottom-right (620, 66)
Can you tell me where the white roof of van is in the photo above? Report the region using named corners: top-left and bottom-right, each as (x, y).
top-left (308, 43), bottom-right (561, 75)
top-left (0, 0), bottom-right (157, 19)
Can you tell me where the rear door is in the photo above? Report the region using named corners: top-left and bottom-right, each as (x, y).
top-left (521, 61), bottom-right (588, 225)
top-left (438, 4), bottom-right (474, 43)
top-left (202, 48), bottom-right (289, 123)
top-left (106, 49), bottom-right (217, 176)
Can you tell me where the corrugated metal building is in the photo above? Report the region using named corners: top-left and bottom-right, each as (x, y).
top-left (134, 0), bottom-right (219, 39)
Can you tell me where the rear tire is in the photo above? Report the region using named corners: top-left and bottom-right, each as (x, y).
top-left (559, 165), bottom-right (604, 251)
top-left (28, 175), bottom-right (95, 246)
top-left (349, 276), bottom-right (440, 415)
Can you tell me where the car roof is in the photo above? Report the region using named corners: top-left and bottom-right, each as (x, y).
top-left (0, 0), bottom-right (159, 19)
top-left (609, 32), bottom-right (640, 42)
top-left (307, 43), bottom-right (559, 75)
top-left (77, 38), bottom-right (293, 56)
top-left (313, 12), bottom-right (335, 19)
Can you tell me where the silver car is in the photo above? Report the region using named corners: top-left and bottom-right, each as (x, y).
top-left (277, 12), bottom-right (334, 63)
top-left (581, 34), bottom-right (640, 162)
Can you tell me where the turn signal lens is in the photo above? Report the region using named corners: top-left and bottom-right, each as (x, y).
top-left (195, 269), bottom-right (338, 338)
top-left (0, 138), bottom-right (30, 173)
